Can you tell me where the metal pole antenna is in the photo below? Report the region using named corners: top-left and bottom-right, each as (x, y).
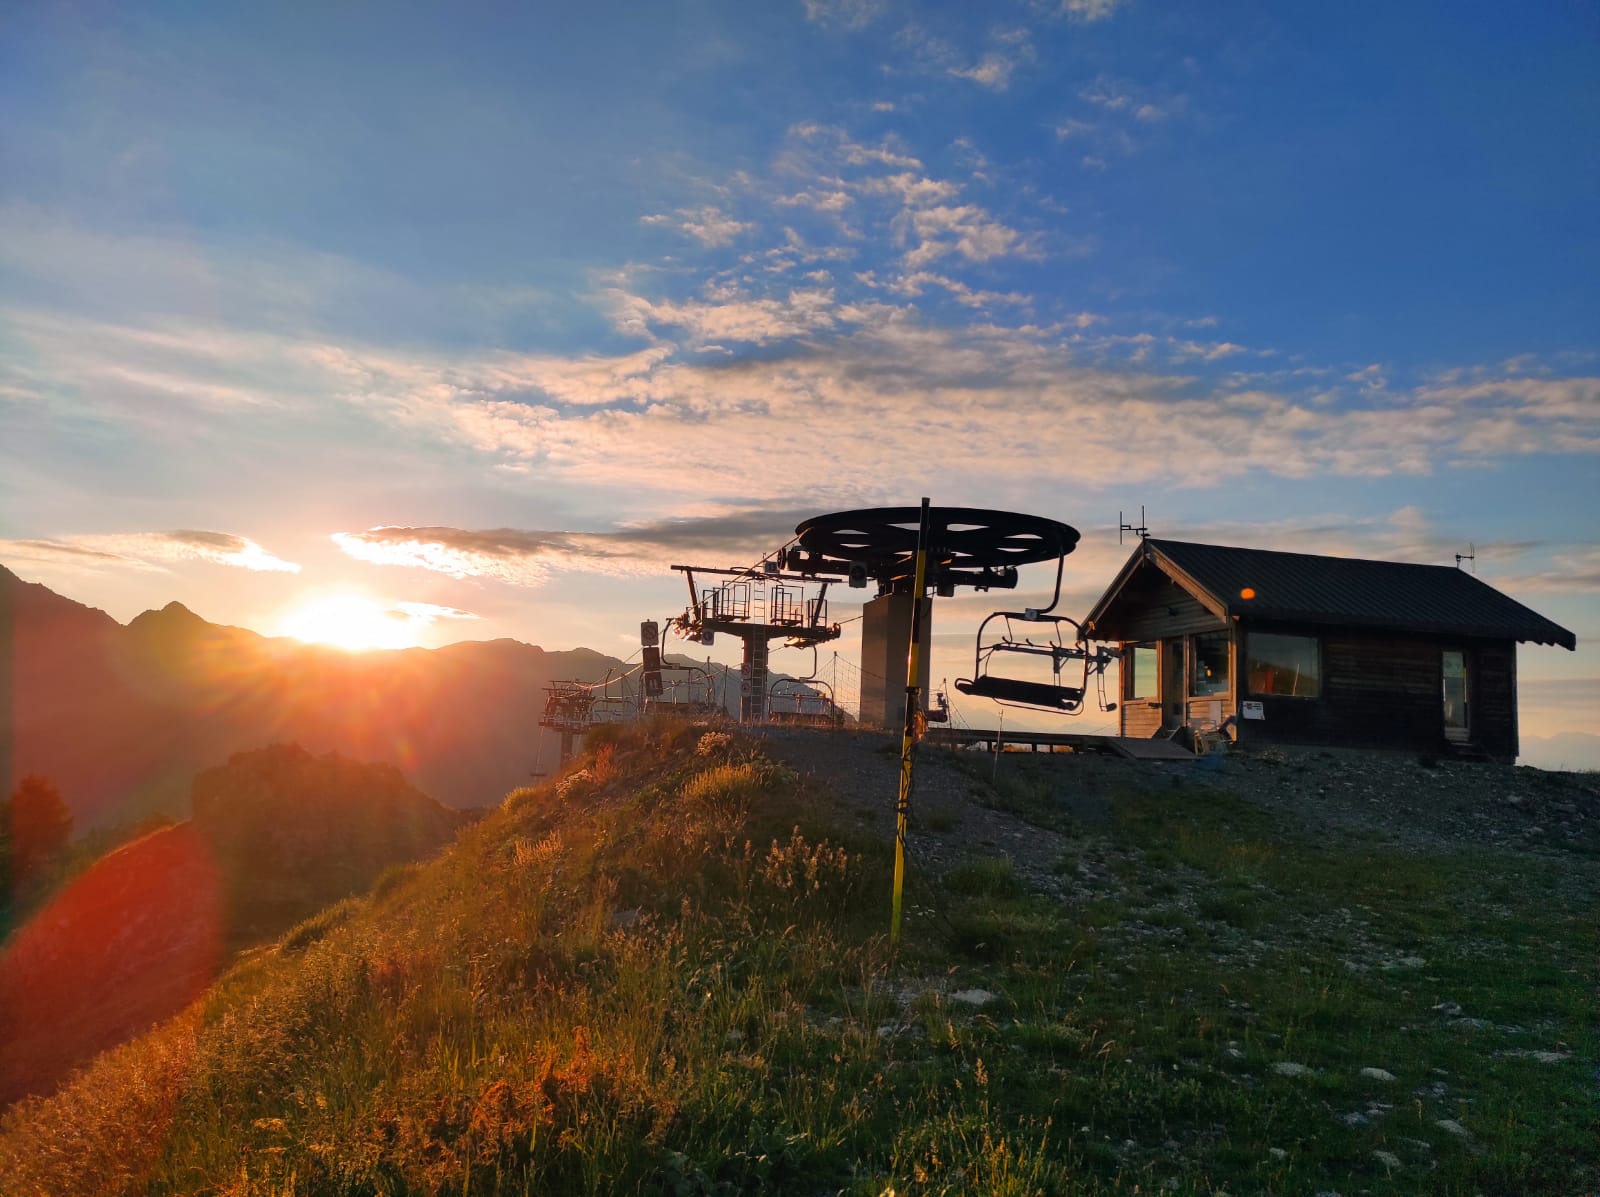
top-left (891, 497), bottom-right (932, 948)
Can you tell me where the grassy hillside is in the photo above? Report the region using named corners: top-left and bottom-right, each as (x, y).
top-left (1, 723), bottom-right (1594, 1195)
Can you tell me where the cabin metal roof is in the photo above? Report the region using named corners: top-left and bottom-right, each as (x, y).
top-left (1083, 539), bottom-right (1577, 650)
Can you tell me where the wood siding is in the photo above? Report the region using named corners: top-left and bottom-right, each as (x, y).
top-left (1121, 700), bottom-right (1163, 738)
top-left (1100, 575), bottom-right (1226, 642)
top-left (1474, 642), bottom-right (1517, 759)
top-left (1233, 626), bottom-right (1518, 760)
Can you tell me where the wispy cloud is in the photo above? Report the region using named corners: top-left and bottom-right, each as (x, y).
top-left (0, 531), bottom-right (300, 574)
top-left (1055, 0), bottom-right (1127, 22)
top-left (948, 29), bottom-right (1036, 92)
top-left (790, 123), bottom-right (923, 170)
top-left (885, 270), bottom-right (1030, 310)
top-left (333, 508), bottom-right (817, 586)
top-left (801, 0), bottom-right (884, 31)
top-left (392, 601), bottom-right (480, 622)
top-left (641, 206), bottom-right (754, 248)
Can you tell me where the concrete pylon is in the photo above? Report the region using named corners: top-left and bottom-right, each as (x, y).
top-left (859, 591), bottom-right (932, 728)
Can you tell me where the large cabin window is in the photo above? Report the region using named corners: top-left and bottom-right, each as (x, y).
top-left (1248, 632), bottom-right (1320, 697)
top-left (1127, 643), bottom-right (1158, 699)
top-left (1191, 632), bottom-right (1230, 696)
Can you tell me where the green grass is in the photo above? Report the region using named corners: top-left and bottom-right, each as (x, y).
top-left (1, 724), bottom-right (1594, 1195)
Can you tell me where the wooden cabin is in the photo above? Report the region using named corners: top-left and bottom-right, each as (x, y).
top-left (1082, 539), bottom-right (1576, 761)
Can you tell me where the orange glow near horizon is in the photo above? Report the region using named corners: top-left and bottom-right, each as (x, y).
top-left (276, 592), bottom-right (421, 651)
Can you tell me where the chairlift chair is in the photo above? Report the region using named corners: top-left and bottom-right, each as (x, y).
top-left (953, 542), bottom-right (1120, 716)
top-left (954, 611), bottom-right (1119, 714)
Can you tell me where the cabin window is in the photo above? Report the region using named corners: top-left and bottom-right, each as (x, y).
top-left (1191, 633), bottom-right (1230, 696)
top-left (1248, 632), bottom-right (1321, 698)
top-left (1127, 644), bottom-right (1158, 699)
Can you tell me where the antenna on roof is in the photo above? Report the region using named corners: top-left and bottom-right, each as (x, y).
top-left (1118, 506), bottom-right (1149, 545)
top-left (1455, 542), bottom-right (1476, 574)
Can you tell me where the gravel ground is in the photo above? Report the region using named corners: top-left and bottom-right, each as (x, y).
top-left (752, 725), bottom-right (1600, 904)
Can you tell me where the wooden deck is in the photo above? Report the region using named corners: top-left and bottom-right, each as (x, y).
top-left (925, 726), bottom-right (1197, 760)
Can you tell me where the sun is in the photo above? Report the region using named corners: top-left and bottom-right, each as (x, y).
top-left (277, 593), bottom-right (419, 651)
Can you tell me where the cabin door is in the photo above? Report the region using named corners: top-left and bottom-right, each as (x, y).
top-left (1442, 650), bottom-right (1470, 742)
top-left (1161, 637), bottom-right (1185, 731)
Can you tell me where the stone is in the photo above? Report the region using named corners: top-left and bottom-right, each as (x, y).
top-left (1273, 1061), bottom-right (1311, 1077)
top-left (1374, 1150), bottom-right (1401, 1170)
top-left (951, 988), bottom-right (996, 1007)
top-left (1435, 1118), bottom-right (1471, 1138)
top-left (1268, 1147), bottom-right (1288, 1161)
top-left (1360, 1067), bottom-right (1397, 1082)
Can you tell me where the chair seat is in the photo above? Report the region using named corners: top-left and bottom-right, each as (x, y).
top-left (955, 675), bottom-right (1084, 711)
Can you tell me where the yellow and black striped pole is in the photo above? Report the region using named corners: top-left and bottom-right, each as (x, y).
top-left (890, 497), bottom-right (932, 949)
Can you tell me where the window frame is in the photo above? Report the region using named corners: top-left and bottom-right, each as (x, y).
top-left (1246, 630), bottom-right (1322, 699)
top-left (1188, 631), bottom-right (1232, 699)
top-left (1125, 642), bottom-right (1159, 701)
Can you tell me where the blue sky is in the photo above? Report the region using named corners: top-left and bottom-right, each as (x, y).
top-left (2, 0), bottom-right (1596, 743)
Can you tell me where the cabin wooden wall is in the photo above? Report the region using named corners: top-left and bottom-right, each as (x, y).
top-left (1121, 700), bottom-right (1163, 738)
top-left (1117, 635), bottom-right (1235, 737)
top-left (1099, 575), bottom-right (1226, 642)
top-left (1233, 628), bottom-right (1518, 760)
top-left (1473, 642), bottom-right (1517, 759)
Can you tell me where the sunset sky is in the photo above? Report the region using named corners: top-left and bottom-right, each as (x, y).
top-left (2, 2), bottom-right (1595, 745)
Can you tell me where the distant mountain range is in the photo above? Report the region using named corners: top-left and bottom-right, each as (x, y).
top-left (0, 565), bottom-right (745, 828)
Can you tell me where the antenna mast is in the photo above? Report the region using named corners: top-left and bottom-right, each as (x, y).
top-left (1119, 506), bottom-right (1149, 545)
top-left (1455, 542), bottom-right (1476, 573)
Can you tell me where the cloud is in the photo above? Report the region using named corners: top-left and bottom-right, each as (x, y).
top-left (859, 172), bottom-right (962, 206)
top-left (896, 204), bottom-right (1040, 267)
top-left (886, 271), bottom-right (1029, 309)
top-left (801, 0), bottom-right (884, 30)
top-left (11, 294), bottom-right (1599, 514)
top-left (790, 123), bottom-right (922, 170)
top-left (1057, 0), bottom-right (1125, 21)
top-left (948, 30), bottom-right (1036, 92)
top-left (641, 206), bottom-right (753, 248)
top-left (392, 601), bottom-right (480, 622)
top-left (1170, 339), bottom-right (1248, 362)
top-left (333, 508), bottom-right (818, 586)
top-left (0, 531), bottom-right (301, 574)
top-left (633, 287), bottom-right (841, 346)
top-left (775, 189), bottom-right (853, 214)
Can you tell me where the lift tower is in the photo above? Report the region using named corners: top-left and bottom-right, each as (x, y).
top-left (670, 563), bottom-right (842, 724)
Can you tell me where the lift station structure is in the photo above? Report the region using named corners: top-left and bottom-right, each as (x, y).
top-left (670, 562), bottom-right (842, 723)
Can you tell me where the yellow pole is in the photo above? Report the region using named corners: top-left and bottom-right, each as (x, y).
top-left (891, 497), bottom-right (932, 949)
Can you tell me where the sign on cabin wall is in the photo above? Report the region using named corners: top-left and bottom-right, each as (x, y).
top-left (1241, 701), bottom-right (1265, 720)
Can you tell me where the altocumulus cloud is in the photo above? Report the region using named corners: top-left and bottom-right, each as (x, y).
top-left (0, 531), bottom-right (300, 574)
